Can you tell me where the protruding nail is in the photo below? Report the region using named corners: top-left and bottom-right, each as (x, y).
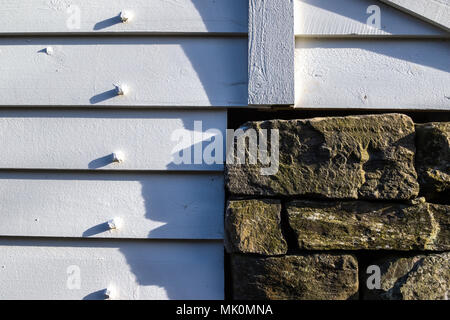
top-left (120, 11), bottom-right (132, 22)
top-left (114, 84), bottom-right (129, 96)
top-left (107, 217), bottom-right (123, 230)
top-left (112, 151), bottom-right (125, 163)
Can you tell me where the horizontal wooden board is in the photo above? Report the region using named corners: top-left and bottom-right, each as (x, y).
top-left (0, 0), bottom-right (247, 34)
top-left (379, 0), bottom-right (450, 32)
top-left (0, 37), bottom-right (247, 107)
top-left (0, 110), bottom-right (226, 170)
top-left (295, 0), bottom-right (448, 37)
top-left (295, 39), bottom-right (450, 109)
top-left (0, 172), bottom-right (223, 239)
top-left (0, 239), bottom-right (223, 300)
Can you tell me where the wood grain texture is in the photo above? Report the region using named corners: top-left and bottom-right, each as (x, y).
top-left (0, 172), bottom-right (223, 239)
top-left (0, 37), bottom-right (247, 107)
top-left (379, 0), bottom-right (450, 32)
top-left (295, 0), bottom-right (448, 37)
top-left (0, 109), bottom-right (226, 170)
top-left (0, 239), bottom-right (224, 300)
top-left (248, 0), bottom-right (295, 106)
top-left (0, 0), bottom-right (247, 34)
top-left (295, 39), bottom-right (450, 110)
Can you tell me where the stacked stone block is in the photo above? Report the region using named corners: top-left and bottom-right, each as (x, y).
top-left (225, 114), bottom-right (449, 300)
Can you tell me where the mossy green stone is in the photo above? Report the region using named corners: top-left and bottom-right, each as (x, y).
top-left (286, 200), bottom-right (449, 251)
top-left (364, 252), bottom-right (450, 300)
top-left (231, 254), bottom-right (359, 300)
top-left (430, 203), bottom-right (450, 250)
top-left (416, 122), bottom-right (450, 203)
top-left (225, 200), bottom-right (287, 255)
top-left (226, 114), bottom-right (419, 200)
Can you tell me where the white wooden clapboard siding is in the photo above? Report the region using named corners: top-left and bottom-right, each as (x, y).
top-left (0, 37), bottom-right (247, 107)
top-left (249, 0), bottom-right (450, 109)
top-left (379, 0), bottom-right (450, 32)
top-left (0, 172), bottom-right (223, 239)
top-left (0, 110), bottom-right (226, 171)
top-left (295, 39), bottom-right (450, 109)
top-left (0, 0), bottom-right (247, 35)
top-left (0, 239), bottom-right (224, 300)
top-left (295, 0), bottom-right (448, 37)
top-left (0, 0), bottom-right (236, 301)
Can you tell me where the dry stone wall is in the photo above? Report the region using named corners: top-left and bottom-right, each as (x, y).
top-left (225, 114), bottom-right (449, 300)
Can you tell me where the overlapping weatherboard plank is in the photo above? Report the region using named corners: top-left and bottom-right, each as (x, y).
top-left (295, 0), bottom-right (448, 37)
top-left (0, 239), bottom-right (224, 300)
top-left (0, 0), bottom-right (247, 34)
top-left (295, 39), bottom-right (450, 110)
top-left (0, 37), bottom-right (247, 107)
top-left (0, 172), bottom-right (223, 239)
top-left (379, 0), bottom-right (450, 32)
top-left (248, 0), bottom-right (295, 106)
top-left (0, 109), bottom-right (226, 170)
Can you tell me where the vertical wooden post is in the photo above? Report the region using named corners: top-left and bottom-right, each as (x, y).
top-left (248, 0), bottom-right (295, 106)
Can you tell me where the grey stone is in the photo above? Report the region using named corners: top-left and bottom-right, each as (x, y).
top-left (226, 114), bottom-right (419, 200)
top-left (363, 252), bottom-right (450, 300)
top-left (416, 122), bottom-right (450, 203)
top-left (286, 200), bottom-right (449, 251)
top-left (231, 254), bottom-right (359, 300)
top-left (225, 200), bottom-right (287, 255)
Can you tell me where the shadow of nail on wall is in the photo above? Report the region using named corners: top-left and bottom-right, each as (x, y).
top-left (88, 153), bottom-right (116, 169)
top-left (88, 0), bottom-right (248, 107)
top-left (89, 89), bottom-right (118, 105)
top-left (94, 15), bottom-right (122, 30)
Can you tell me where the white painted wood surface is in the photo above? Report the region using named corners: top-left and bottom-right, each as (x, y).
top-left (0, 239), bottom-right (224, 300)
top-left (248, 0), bottom-right (295, 106)
top-left (0, 110), bottom-right (226, 170)
top-left (0, 0), bottom-right (247, 34)
top-left (0, 172), bottom-right (223, 239)
top-left (295, 0), bottom-right (448, 37)
top-left (0, 38), bottom-right (247, 107)
top-left (379, 0), bottom-right (450, 32)
top-left (295, 39), bottom-right (450, 109)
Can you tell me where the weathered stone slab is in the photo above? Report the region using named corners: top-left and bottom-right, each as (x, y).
top-left (231, 254), bottom-right (359, 300)
top-left (363, 252), bottom-right (450, 300)
top-left (286, 200), bottom-right (449, 251)
top-left (226, 114), bottom-right (419, 200)
top-left (225, 200), bottom-right (287, 255)
top-left (431, 203), bottom-right (450, 250)
top-left (416, 122), bottom-right (450, 203)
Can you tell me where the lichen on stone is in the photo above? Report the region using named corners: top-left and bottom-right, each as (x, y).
top-left (231, 254), bottom-right (359, 300)
top-left (416, 122), bottom-right (450, 203)
top-left (364, 252), bottom-right (450, 300)
top-left (286, 200), bottom-right (449, 251)
top-left (225, 199), bottom-right (287, 255)
top-left (226, 114), bottom-right (419, 200)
